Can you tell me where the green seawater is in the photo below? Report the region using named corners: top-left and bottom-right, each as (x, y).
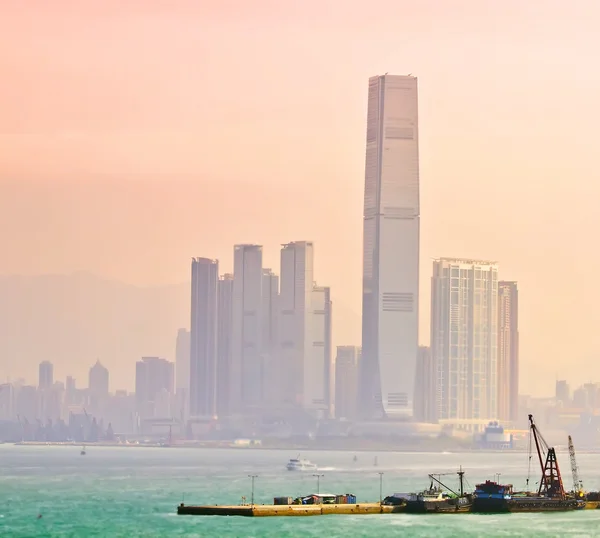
top-left (1, 444), bottom-right (600, 537)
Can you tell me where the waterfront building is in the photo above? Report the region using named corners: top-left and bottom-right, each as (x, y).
top-left (359, 74), bottom-right (420, 418)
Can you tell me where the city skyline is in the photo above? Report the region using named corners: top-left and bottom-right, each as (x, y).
top-left (3, 1), bottom-right (600, 397)
top-left (359, 74), bottom-right (420, 419)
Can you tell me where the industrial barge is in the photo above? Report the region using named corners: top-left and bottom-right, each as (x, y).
top-left (177, 414), bottom-right (599, 517)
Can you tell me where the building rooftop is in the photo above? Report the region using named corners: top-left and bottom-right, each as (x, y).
top-left (436, 257), bottom-right (498, 266)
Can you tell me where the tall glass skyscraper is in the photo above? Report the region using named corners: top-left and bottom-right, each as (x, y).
top-left (359, 75), bottom-right (420, 418)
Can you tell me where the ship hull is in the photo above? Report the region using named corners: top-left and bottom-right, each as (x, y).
top-left (405, 498), bottom-right (472, 514)
top-left (473, 497), bottom-right (585, 513)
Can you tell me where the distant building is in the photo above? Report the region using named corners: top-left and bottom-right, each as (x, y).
top-left (88, 360), bottom-right (109, 418)
top-left (89, 360), bottom-right (109, 397)
top-left (217, 274), bottom-right (234, 417)
top-left (261, 269), bottom-right (280, 406)
top-left (232, 244), bottom-right (264, 410)
top-left (135, 357), bottom-right (174, 419)
top-left (335, 346), bottom-right (361, 420)
top-left (190, 257), bottom-right (219, 418)
top-left (0, 384), bottom-right (14, 420)
top-left (38, 382), bottom-right (64, 422)
top-left (305, 284), bottom-right (333, 417)
top-left (280, 241), bottom-right (314, 408)
top-left (414, 346), bottom-right (437, 423)
top-left (555, 380), bottom-right (570, 406)
top-left (65, 376), bottom-right (77, 406)
top-left (573, 383), bottom-right (600, 409)
top-left (498, 281), bottom-right (519, 423)
top-left (175, 328), bottom-right (191, 396)
top-left (360, 74), bottom-right (420, 419)
top-left (15, 385), bottom-right (38, 422)
top-left (431, 258), bottom-right (499, 428)
top-left (38, 361), bottom-right (54, 390)
top-left (175, 328), bottom-right (191, 420)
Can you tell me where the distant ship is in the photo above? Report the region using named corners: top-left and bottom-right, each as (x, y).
top-left (286, 456), bottom-right (317, 471)
top-left (80, 445), bottom-right (86, 456)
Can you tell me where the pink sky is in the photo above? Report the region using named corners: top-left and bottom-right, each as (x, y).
top-left (2, 0), bottom-right (600, 394)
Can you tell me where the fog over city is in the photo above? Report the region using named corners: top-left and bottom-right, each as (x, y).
top-left (2, 1), bottom-right (600, 450)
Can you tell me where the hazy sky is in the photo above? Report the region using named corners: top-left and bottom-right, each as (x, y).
top-left (2, 1), bottom-right (600, 395)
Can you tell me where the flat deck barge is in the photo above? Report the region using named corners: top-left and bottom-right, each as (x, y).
top-left (177, 503), bottom-right (401, 517)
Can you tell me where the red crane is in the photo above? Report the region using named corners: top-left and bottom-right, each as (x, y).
top-left (528, 414), bottom-right (565, 499)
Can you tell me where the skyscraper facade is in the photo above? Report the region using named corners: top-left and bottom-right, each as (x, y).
top-left (335, 346), bottom-right (361, 420)
top-left (232, 245), bottom-right (264, 410)
top-left (360, 74), bottom-right (420, 418)
top-left (498, 281), bottom-right (519, 423)
top-left (280, 241), bottom-right (314, 408)
top-left (306, 284), bottom-right (333, 416)
top-left (38, 361), bottom-right (54, 390)
top-left (431, 258), bottom-right (498, 424)
top-left (135, 356), bottom-right (174, 418)
top-left (261, 269), bottom-right (280, 406)
top-left (174, 328), bottom-right (191, 421)
top-left (175, 328), bottom-right (191, 396)
top-left (89, 360), bottom-right (109, 398)
top-left (190, 257), bottom-right (219, 417)
top-left (217, 274), bottom-right (234, 417)
top-left (414, 346), bottom-right (437, 423)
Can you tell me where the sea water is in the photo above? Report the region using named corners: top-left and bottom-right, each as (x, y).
top-left (1, 444), bottom-right (599, 537)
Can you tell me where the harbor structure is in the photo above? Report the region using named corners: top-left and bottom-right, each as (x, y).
top-left (359, 74), bottom-right (420, 419)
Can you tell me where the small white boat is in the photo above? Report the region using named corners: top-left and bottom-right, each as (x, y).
top-left (286, 456), bottom-right (317, 471)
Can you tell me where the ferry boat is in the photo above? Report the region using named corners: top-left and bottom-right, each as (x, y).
top-left (286, 457), bottom-right (317, 471)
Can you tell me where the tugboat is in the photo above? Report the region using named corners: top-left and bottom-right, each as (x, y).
top-left (403, 468), bottom-right (472, 513)
top-left (473, 414), bottom-right (585, 513)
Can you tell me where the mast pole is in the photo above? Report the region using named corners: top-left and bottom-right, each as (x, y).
top-left (529, 414), bottom-right (545, 474)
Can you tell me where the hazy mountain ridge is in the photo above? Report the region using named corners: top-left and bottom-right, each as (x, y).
top-left (0, 272), bottom-right (190, 390)
top-left (0, 272), bottom-right (359, 391)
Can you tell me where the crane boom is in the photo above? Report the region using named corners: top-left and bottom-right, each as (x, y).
top-left (568, 435), bottom-right (583, 495)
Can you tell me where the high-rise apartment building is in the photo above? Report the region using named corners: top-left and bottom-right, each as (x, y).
top-left (414, 346), bottom-right (437, 423)
top-left (232, 245), bottom-right (264, 410)
top-left (360, 75), bottom-right (420, 418)
top-left (280, 241), bottom-right (314, 408)
top-left (135, 357), bottom-right (174, 418)
top-left (89, 360), bottom-right (109, 397)
top-left (88, 360), bottom-right (109, 416)
top-left (555, 380), bottom-right (570, 405)
top-left (39, 361), bottom-right (54, 390)
top-left (175, 328), bottom-right (191, 396)
top-left (431, 258), bottom-right (498, 425)
top-left (497, 281), bottom-right (519, 423)
top-left (174, 328), bottom-right (191, 421)
top-left (190, 257), bottom-right (219, 417)
top-left (305, 284), bottom-right (333, 416)
top-left (217, 274), bottom-right (234, 417)
top-left (335, 346), bottom-right (361, 420)
top-left (261, 269), bottom-right (280, 406)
